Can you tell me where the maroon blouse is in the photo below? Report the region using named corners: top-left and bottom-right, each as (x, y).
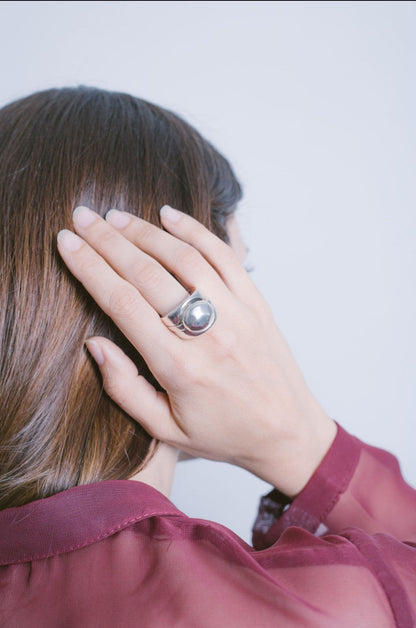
top-left (0, 424), bottom-right (415, 627)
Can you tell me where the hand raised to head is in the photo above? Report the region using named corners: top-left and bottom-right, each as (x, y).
top-left (57, 205), bottom-right (336, 497)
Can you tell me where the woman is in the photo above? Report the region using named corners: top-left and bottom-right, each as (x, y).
top-left (0, 87), bottom-right (415, 627)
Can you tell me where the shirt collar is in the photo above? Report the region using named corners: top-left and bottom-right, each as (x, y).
top-left (0, 480), bottom-right (181, 565)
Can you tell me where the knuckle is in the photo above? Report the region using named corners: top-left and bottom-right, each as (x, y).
top-left (108, 285), bottom-right (139, 319)
top-left (99, 226), bottom-right (118, 248)
top-left (240, 311), bottom-right (260, 339)
top-left (104, 377), bottom-right (132, 411)
top-left (208, 328), bottom-right (240, 364)
top-left (215, 244), bottom-right (236, 268)
top-left (78, 255), bottom-right (101, 277)
top-left (167, 344), bottom-right (196, 377)
top-left (137, 220), bottom-right (156, 244)
top-left (257, 301), bottom-right (274, 326)
top-left (176, 354), bottom-right (200, 381)
top-left (175, 245), bottom-right (201, 271)
top-left (103, 374), bottom-right (122, 400)
top-left (136, 261), bottom-right (163, 290)
top-left (217, 328), bottom-right (239, 353)
top-left (186, 221), bottom-right (205, 241)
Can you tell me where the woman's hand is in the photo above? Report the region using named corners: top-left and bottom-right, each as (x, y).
top-left (57, 206), bottom-right (336, 497)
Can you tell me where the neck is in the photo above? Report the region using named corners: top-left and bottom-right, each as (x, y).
top-left (129, 441), bottom-right (179, 497)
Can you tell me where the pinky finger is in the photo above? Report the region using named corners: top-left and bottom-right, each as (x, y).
top-left (85, 337), bottom-right (185, 446)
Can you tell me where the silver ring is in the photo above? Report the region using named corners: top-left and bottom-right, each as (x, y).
top-left (162, 290), bottom-right (217, 336)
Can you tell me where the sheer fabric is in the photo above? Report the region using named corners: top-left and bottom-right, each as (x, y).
top-left (0, 425), bottom-right (415, 627)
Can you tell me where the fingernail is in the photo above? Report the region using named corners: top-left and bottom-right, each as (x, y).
top-left (85, 339), bottom-right (105, 365)
top-left (73, 206), bottom-right (97, 228)
top-left (105, 209), bottom-right (131, 229)
top-left (57, 229), bottom-right (83, 252)
top-left (160, 205), bottom-right (181, 222)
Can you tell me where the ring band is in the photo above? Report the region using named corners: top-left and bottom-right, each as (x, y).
top-left (162, 290), bottom-right (217, 336)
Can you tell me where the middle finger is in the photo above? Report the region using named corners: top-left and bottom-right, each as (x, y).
top-left (72, 206), bottom-right (188, 316)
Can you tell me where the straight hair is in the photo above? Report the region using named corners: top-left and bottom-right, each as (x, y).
top-left (0, 87), bottom-right (242, 509)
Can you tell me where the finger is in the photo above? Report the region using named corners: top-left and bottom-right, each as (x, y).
top-left (57, 228), bottom-right (178, 374)
top-left (72, 206), bottom-right (188, 316)
top-left (105, 208), bottom-right (237, 303)
top-left (86, 337), bottom-right (188, 447)
top-left (159, 207), bottom-right (273, 322)
top-left (105, 206), bottom-right (258, 305)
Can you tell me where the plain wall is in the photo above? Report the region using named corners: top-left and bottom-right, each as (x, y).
top-left (0, 0), bottom-right (414, 542)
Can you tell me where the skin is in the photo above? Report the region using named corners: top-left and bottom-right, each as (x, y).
top-left (57, 206), bottom-right (337, 500)
top-left (129, 214), bottom-right (249, 496)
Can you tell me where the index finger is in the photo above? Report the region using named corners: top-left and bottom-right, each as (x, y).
top-left (57, 228), bottom-right (179, 375)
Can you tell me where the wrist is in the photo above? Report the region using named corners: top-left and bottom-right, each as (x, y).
top-left (245, 412), bottom-right (338, 498)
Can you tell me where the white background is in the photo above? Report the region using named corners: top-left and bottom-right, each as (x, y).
top-left (0, 1), bottom-right (414, 543)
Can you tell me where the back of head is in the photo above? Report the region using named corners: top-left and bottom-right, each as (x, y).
top-left (0, 86), bottom-right (241, 509)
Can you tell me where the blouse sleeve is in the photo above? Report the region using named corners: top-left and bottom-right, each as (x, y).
top-left (252, 423), bottom-right (416, 546)
top-left (249, 423), bottom-right (416, 626)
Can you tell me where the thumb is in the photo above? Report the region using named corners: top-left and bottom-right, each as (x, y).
top-left (85, 337), bottom-right (184, 446)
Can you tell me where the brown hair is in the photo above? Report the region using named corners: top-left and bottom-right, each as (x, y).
top-left (0, 86), bottom-right (242, 509)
